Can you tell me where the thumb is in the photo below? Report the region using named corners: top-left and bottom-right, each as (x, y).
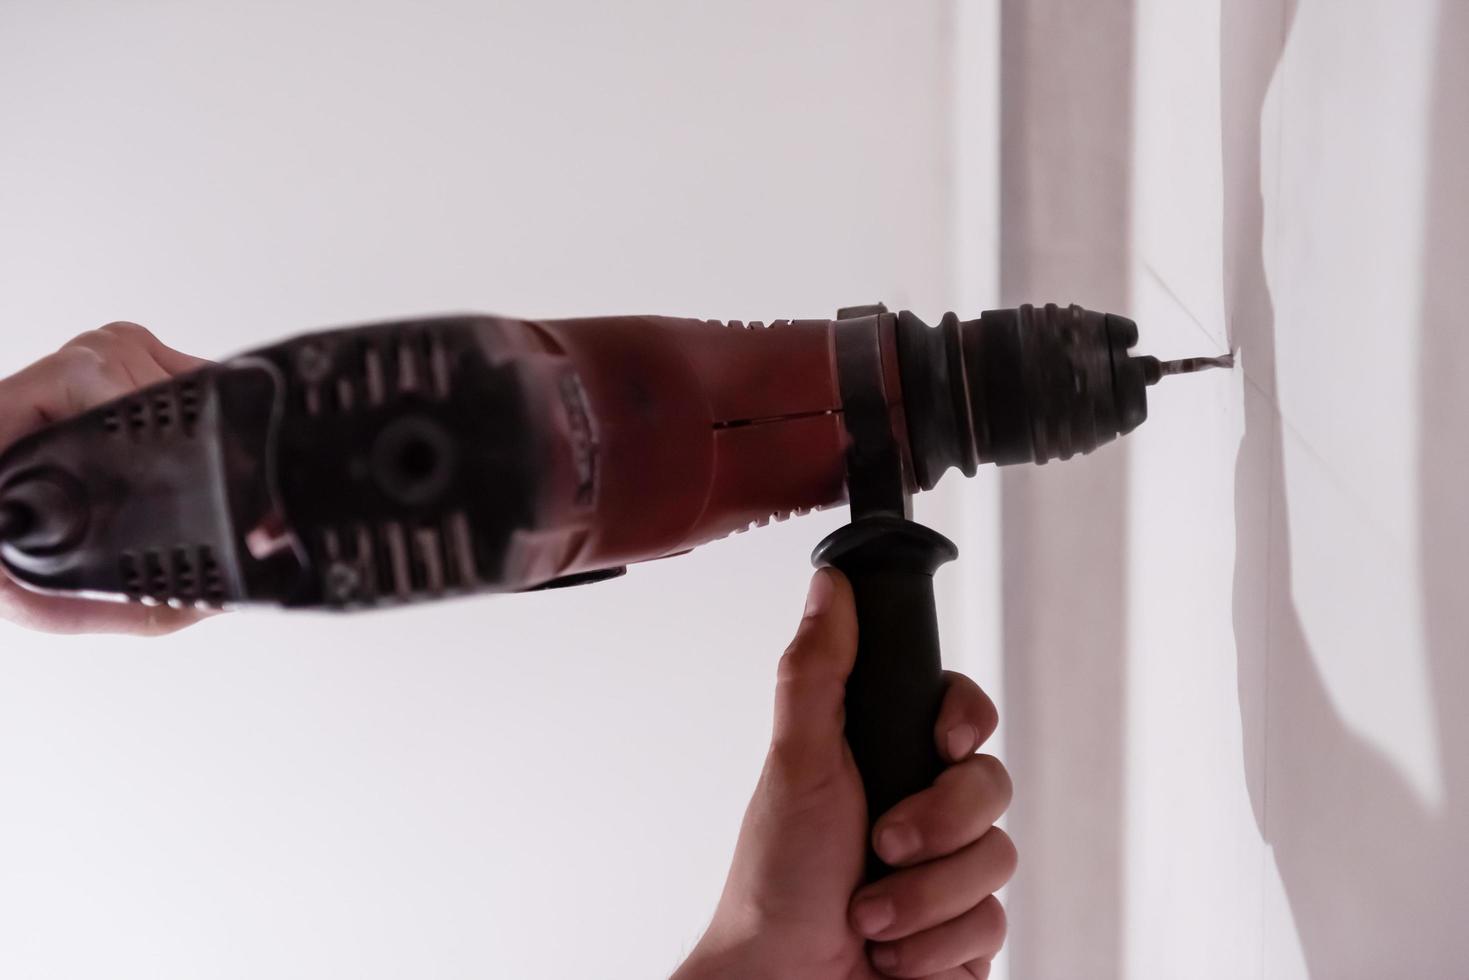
top-left (770, 568), bottom-right (859, 778)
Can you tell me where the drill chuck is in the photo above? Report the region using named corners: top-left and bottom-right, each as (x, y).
top-left (897, 303), bottom-right (1157, 487)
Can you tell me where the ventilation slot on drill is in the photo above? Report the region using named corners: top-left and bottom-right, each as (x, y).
top-left (118, 545), bottom-right (224, 605)
top-left (716, 318), bottom-right (791, 331)
top-left (384, 329), bottom-right (451, 401)
top-left (144, 551), bottom-right (169, 596)
top-left (179, 382), bottom-right (201, 434)
top-left (299, 331), bottom-right (451, 420)
top-left (152, 389), bottom-right (177, 432)
top-left (199, 547), bottom-right (225, 602)
top-left (104, 382), bottom-right (201, 439)
top-left (119, 553), bottom-right (145, 598)
top-left (171, 547), bottom-right (198, 599)
top-left (317, 513), bottom-right (473, 607)
top-left (127, 401), bottom-right (149, 436)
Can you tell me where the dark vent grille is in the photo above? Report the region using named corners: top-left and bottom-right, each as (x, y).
top-left (317, 512), bottom-right (475, 606)
top-left (172, 546), bottom-right (197, 598)
top-left (151, 389), bottom-right (175, 431)
top-left (179, 382), bottom-right (201, 432)
top-left (119, 553), bottom-right (144, 596)
top-left (299, 330), bottom-right (452, 418)
top-left (118, 545), bottom-right (226, 604)
top-left (102, 380), bottom-right (202, 439)
top-left (199, 547), bottom-right (225, 601)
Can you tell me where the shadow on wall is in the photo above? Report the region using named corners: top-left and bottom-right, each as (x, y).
top-left (1227, 0), bottom-right (1469, 974)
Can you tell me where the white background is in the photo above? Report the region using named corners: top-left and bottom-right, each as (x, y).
top-left (1122, 0), bottom-right (1466, 976)
top-left (1003, 1), bottom-right (1467, 978)
top-left (0, 3), bottom-right (1000, 978)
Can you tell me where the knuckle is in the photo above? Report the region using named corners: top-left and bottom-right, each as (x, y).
top-left (936, 754), bottom-right (1014, 825)
top-left (973, 689), bottom-right (999, 740)
top-left (65, 327), bottom-right (120, 352)
top-left (47, 344), bottom-right (106, 376)
top-left (775, 652), bottom-right (817, 698)
top-left (963, 957), bottom-right (998, 980)
top-left (60, 330), bottom-right (113, 358)
top-left (898, 863), bottom-right (944, 915)
top-left (963, 960), bottom-right (992, 980)
top-left (99, 321), bottom-right (155, 345)
top-left (776, 626), bottom-right (837, 686)
top-left (875, 941), bottom-right (918, 977)
top-left (765, 735), bottom-right (801, 773)
top-left (776, 640), bottom-right (810, 684)
top-left (985, 827), bottom-right (1019, 881)
top-left (973, 895), bottom-right (1008, 954)
top-left (942, 672), bottom-right (1000, 744)
top-left (969, 754), bottom-right (1014, 808)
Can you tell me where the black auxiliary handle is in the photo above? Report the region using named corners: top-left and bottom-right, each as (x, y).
top-left (813, 514), bottom-right (958, 882)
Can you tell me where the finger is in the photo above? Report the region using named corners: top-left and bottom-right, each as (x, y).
top-left (850, 827), bottom-right (1016, 941)
top-left (873, 753), bottom-right (1012, 866)
top-left (769, 568), bottom-right (858, 775)
top-left (934, 671), bottom-right (998, 763)
top-left (0, 323), bottom-right (207, 452)
top-left (0, 576), bottom-right (208, 636)
top-left (868, 896), bottom-right (1005, 978)
top-left (93, 321), bottom-right (211, 375)
top-left (0, 345), bottom-right (141, 451)
top-left (63, 324), bottom-right (175, 393)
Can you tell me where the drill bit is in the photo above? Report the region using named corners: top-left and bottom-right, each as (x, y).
top-left (1153, 351), bottom-right (1235, 382)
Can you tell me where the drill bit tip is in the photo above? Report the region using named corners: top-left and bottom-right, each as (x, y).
top-left (1155, 351), bottom-right (1235, 380)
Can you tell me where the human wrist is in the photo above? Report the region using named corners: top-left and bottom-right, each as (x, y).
top-left (671, 925), bottom-right (768, 980)
top-left (671, 946), bottom-right (751, 980)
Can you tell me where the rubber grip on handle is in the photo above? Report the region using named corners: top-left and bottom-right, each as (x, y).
top-left (812, 515), bottom-right (959, 881)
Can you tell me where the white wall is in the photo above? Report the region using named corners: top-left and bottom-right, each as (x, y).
top-left (0, 4), bottom-right (1001, 978)
top-left (1002, 0), bottom-right (1467, 977)
top-left (1128, 0), bottom-right (1466, 976)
